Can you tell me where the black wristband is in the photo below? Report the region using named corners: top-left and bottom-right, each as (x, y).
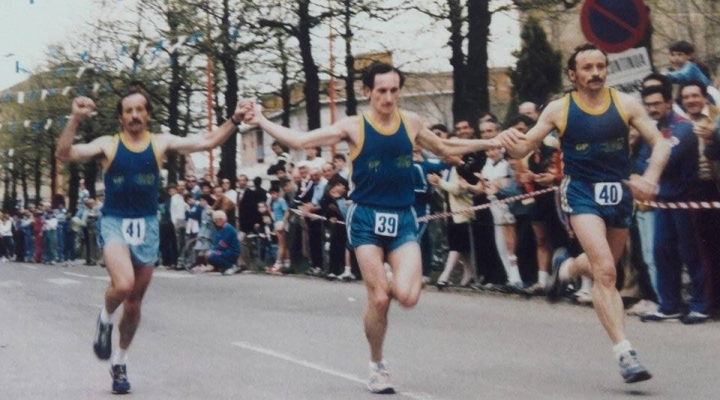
top-left (230, 115), bottom-right (242, 126)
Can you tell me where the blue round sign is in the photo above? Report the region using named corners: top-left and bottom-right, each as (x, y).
top-left (581, 0), bottom-right (649, 53)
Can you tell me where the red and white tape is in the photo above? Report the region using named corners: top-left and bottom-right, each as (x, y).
top-left (638, 200), bottom-right (720, 210)
top-left (416, 186), bottom-right (558, 222)
top-left (289, 186), bottom-right (559, 225)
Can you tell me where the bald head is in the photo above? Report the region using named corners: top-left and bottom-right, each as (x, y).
top-left (518, 102), bottom-right (539, 121)
top-left (478, 121), bottom-right (500, 139)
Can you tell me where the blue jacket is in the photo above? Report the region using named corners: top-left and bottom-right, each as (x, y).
top-left (411, 159), bottom-right (449, 217)
top-left (211, 223), bottom-right (241, 262)
top-left (634, 110), bottom-right (699, 200)
top-left (665, 61), bottom-right (711, 87)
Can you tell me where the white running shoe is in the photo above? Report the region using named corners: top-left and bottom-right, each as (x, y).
top-left (338, 268), bottom-right (356, 281)
top-left (367, 361), bottom-right (395, 394)
top-left (574, 289), bottom-right (592, 304)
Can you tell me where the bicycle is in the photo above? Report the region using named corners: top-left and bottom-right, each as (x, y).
top-left (177, 235), bottom-right (214, 273)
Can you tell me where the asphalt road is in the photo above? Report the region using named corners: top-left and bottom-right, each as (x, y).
top-left (1, 261), bottom-right (717, 400)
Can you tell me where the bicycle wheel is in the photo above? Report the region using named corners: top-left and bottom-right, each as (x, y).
top-left (178, 237), bottom-right (200, 272)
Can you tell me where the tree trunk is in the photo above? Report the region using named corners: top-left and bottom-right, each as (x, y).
top-left (279, 35), bottom-right (292, 127)
top-left (448, 0), bottom-right (465, 123)
top-left (298, 0), bottom-right (322, 130)
top-left (67, 163), bottom-right (80, 215)
top-left (49, 141), bottom-right (57, 199)
top-left (11, 168), bottom-right (18, 210)
top-left (83, 161), bottom-right (98, 199)
top-left (2, 171), bottom-right (10, 212)
top-left (33, 156), bottom-right (42, 206)
top-left (166, 15), bottom-right (183, 185)
top-left (217, 0), bottom-right (238, 184)
top-left (21, 167), bottom-right (28, 209)
top-left (342, 0), bottom-right (358, 116)
top-left (465, 0), bottom-right (491, 127)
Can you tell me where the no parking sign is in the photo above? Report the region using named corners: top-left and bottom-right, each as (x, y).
top-left (580, 0), bottom-right (649, 53)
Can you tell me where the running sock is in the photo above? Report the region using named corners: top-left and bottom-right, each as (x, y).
top-left (370, 360), bottom-right (387, 371)
top-left (112, 348), bottom-right (128, 366)
top-left (613, 340), bottom-right (633, 361)
top-left (283, 259), bottom-right (291, 269)
top-left (343, 266), bottom-right (352, 275)
top-left (538, 271), bottom-right (549, 287)
top-left (100, 307), bottom-right (114, 325)
top-left (580, 275), bottom-right (593, 292)
top-left (558, 259), bottom-right (572, 281)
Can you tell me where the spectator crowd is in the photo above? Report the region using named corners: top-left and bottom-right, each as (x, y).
top-left (1, 40), bottom-right (718, 323)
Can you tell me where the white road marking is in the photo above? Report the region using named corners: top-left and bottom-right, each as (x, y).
top-left (63, 272), bottom-right (91, 278)
top-left (151, 271), bottom-right (194, 279)
top-left (22, 265), bottom-right (38, 270)
top-left (231, 341), bottom-right (450, 400)
top-left (93, 276), bottom-right (111, 282)
top-left (46, 278), bottom-right (82, 286)
top-left (0, 281), bottom-right (24, 288)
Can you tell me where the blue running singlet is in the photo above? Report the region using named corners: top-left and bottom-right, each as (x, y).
top-left (348, 110), bottom-right (416, 208)
top-left (558, 88), bottom-right (631, 183)
top-left (101, 132), bottom-right (162, 218)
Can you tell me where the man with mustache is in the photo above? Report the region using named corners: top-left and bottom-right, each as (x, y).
top-left (678, 81), bottom-right (720, 315)
top-left (498, 43), bottom-right (670, 383)
top-left (635, 84), bottom-right (708, 324)
top-left (55, 82), bottom-right (249, 394)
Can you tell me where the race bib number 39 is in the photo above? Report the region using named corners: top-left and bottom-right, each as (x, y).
top-left (374, 213), bottom-right (398, 237)
top-left (594, 182), bottom-right (622, 206)
top-left (122, 218), bottom-right (146, 246)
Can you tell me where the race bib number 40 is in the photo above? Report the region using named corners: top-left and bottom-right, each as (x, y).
top-left (594, 182), bottom-right (622, 206)
top-left (374, 212), bottom-right (398, 237)
top-left (122, 218), bottom-right (146, 246)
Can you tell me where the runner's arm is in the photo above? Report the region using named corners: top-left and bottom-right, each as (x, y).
top-left (498, 100), bottom-right (562, 159)
top-left (410, 115), bottom-right (499, 156)
top-left (56, 97), bottom-right (106, 163)
top-left (166, 99), bottom-right (251, 154)
top-left (245, 102), bottom-right (350, 149)
top-left (626, 98), bottom-right (670, 185)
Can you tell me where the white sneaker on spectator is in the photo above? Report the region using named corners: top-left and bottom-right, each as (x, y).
top-left (367, 361), bottom-right (394, 394)
top-left (223, 265), bottom-right (239, 276)
top-left (339, 267), bottom-right (356, 281)
top-left (626, 300), bottom-right (657, 316)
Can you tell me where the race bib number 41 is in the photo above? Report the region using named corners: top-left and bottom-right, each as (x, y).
top-left (122, 218), bottom-right (146, 246)
top-left (594, 182), bottom-right (622, 206)
top-left (374, 212), bottom-right (398, 237)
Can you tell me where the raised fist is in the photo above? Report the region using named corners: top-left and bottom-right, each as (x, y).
top-left (71, 97), bottom-right (96, 119)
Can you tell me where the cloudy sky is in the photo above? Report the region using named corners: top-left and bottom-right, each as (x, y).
top-left (0, 0), bottom-right (520, 91)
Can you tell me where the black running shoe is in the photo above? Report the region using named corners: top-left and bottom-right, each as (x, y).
top-left (93, 313), bottom-right (113, 360)
top-left (547, 247), bottom-right (570, 303)
top-left (110, 364), bottom-right (131, 394)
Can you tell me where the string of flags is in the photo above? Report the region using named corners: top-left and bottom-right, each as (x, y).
top-left (0, 116), bottom-right (67, 133)
top-left (1, 81), bottom-right (111, 105)
top-left (6, 26), bottom-right (232, 105)
top-left (0, 80), bottom-right (113, 133)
